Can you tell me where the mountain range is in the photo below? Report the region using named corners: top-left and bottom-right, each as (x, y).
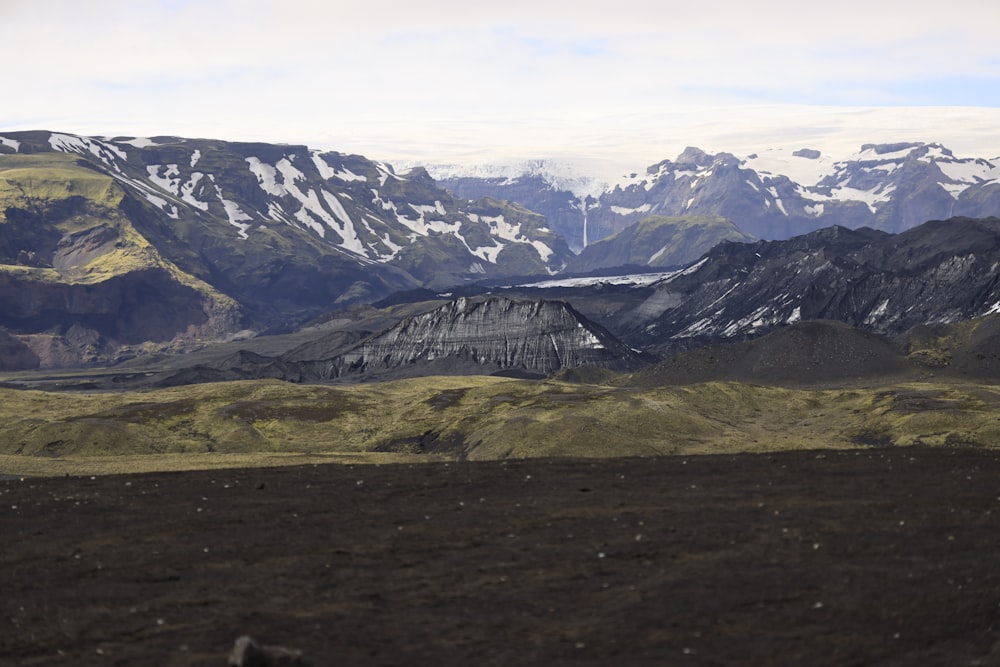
top-left (435, 142), bottom-right (1000, 244)
top-left (0, 131), bottom-right (572, 366)
top-left (3, 130), bottom-right (1000, 378)
top-left (10, 215), bottom-right (992, 390)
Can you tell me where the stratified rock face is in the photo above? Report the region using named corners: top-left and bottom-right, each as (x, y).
top-left (300, 296), bottom-right (647, 378)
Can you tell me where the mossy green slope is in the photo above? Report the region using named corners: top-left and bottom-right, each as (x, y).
top-left (2, 376), bottom-right (999, 475)
top-left (0, 153), bottom-right (122, 209)
top-left (0, 152), bottom-right (242, 365)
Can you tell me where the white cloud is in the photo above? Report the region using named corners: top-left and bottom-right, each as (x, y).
top-left (2, 0), bottom-right (999, 172)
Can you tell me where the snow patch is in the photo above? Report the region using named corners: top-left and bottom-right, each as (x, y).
top-left (147, 165), bottom-right (209, 212)
top-left (247, 155), bottom-right (371, 246)
top-left (310, 151), bottom-right (338, 181)
top-left (147, 164), bottom-right (181, 194)
top-left (767, 187), bottom-right (788, 215)
top-left (219, 196), bottom-right (252, 239)
top-left (937, 158), bottom-right (999, 191)
top-left (741, 148), bottom-right (838, 186)
top-left (470, 242), bottom-right (505, 263)
top-left (49, 133), bottom-right (127, 172)
top-left (529, 240), bottom-right (553, 262)
top-left (520, 270), bottom-right (681, 289)
top-left (246, 157), bottom-right (284, 196)
top-left (482, 214), bottom-right (522, 243)
top-left (336, 168), bottom-right (366, 183)
top-left (648, 245), bottom-right (669, 264)
top-left (411, 201), bottom-right (447, 217)
top-left (190, 149), bottom-right (201, 168)
top-left (180, 173), bottom-right (208, 210)
top-left (117, 137), bottom-right (160, 148)
top-left (865, 299), bottom-right (889, 325)
top-left (610, 204), bottom-right (652, 216)
top-left (321, 191), bottom-right (366, 255)
top-left (0, 136), bottom-right (21, 152)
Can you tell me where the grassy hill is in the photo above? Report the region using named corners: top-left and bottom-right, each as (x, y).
top-left (2, 373), bottom-right (1000, 476)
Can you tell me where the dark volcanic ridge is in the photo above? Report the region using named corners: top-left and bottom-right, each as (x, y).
top-left (156, 296), bottom-right (650, 386)
top-left (625, 217), bottom-right (1000, 356)
top-left (627, 315), bottom-right (1000, 388)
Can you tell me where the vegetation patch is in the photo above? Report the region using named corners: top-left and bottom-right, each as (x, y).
top-left (220, 397), bottom-right (356, 423)
top-left (1, 375), bottom-right (1000, 475)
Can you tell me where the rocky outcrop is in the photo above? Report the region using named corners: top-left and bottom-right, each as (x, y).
top-left (157, 296), bottom-right (650, 385)
top-left (296, 296), bottom-right (648, 379)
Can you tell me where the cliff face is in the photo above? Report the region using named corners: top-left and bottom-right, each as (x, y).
top-left (325, 297), bottom-right (644, 377)
top-left (162, 296), bottom-right (650, 384)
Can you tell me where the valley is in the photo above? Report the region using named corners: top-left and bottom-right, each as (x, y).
top-left (2, 129), bottom-right (1000, 475)
top-left (3, 129), bottom-right (1000, 666)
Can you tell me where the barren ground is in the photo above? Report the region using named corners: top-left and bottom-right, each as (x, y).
top-left (3, 447), bottom-right (1000, 666)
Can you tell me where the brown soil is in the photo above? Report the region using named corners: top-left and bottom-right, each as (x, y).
top-left (3, 447), bottom-right (1000, 666)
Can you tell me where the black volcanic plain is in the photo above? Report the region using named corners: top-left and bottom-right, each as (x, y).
top-left (4, 447), bottom-right (1000, 666)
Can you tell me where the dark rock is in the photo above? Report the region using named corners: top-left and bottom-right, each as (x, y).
top-left (228, 635), bottom-right (306, 666)
top-left (629, 320), bottom-right (913, 387)
top-left (0, 329), bottom-right (39, 371)
top-left (293, 296), bottom-right (649, 379)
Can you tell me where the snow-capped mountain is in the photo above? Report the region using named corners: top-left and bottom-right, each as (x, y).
top-left (425, 159), bottom-right (604, 252)
top-left (432, 143), bottom-right (1000, 243)
top-left (2, 131), bottom-right (571, 285)
top-left (0, 131), bottom-right (572, 366)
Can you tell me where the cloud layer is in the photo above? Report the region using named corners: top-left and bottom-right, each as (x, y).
top-left (3, 0), bottom-right (999, 171)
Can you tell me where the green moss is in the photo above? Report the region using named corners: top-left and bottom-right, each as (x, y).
top-left (1, 377), bottom-right (999, 474)
top-left (0, 154), bottom-right (123, 210)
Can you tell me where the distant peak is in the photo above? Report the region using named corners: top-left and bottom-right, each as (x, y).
top-left (792, 148), bottom-right (821, 159)
top-left (859, 142), bottom-right (925, 155)
top-left (675, 146), bottom-right (714, 166)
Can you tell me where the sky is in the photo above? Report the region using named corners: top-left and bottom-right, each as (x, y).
top-left (2, 0), bottom-right (1000, 180)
